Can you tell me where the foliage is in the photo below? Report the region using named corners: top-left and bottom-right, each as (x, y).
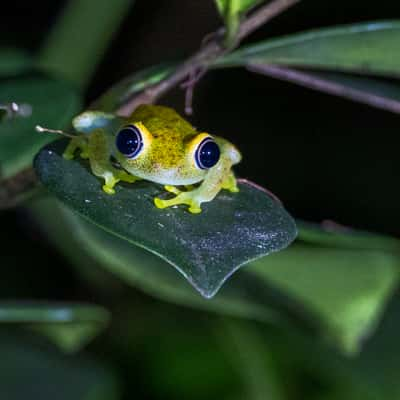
top-left (1, 1), bottom-right (400, 399)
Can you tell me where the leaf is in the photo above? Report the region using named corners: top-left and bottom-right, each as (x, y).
top-left (0, 302), bottom-right (110, 352)
top-left (0, 331), bottom-right (119, 400)
top-left (216, 20), bottom-right (400, 77)
top-left (92, 62), bottom-right (177, 112)
top-left (297, 220), bottom-right (400, 253)
top-left (52, 205), bottom-right (399, 354)
top-left (249, 244), bottom-right (399, 354)
top-left (215, 0), bottom-right (264, 45)
top-left (0, 74), bottom-right (82, 178)
top-left (34, 139), bottom-right (297, 298)
top-left (0, 48), bottom-right (33, 77)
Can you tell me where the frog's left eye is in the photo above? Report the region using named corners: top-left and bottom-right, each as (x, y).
top-left (116, 125), bottom-right (143, 159)
top-left (194, 137), bottom-right (220, 169)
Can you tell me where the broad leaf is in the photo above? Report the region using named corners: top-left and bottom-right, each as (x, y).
top-left (0, 332), bottom-right (119, 400)
top-left (34, 139), bottom-right (297, 298)
top-left (0, 302), bottom-right (110, 352)
top-left (0, 74), bottom-right (81, 178)
top-left (216, 21), bottom-right (400, 77)
top-left (297, 220), bottom-right (400, 253)
top-left (42, 200), bottom-right (399, 354)
top-left (249, 244), bottom-right (399, 354)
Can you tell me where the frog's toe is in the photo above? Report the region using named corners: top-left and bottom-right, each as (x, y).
top-left (154, 193), bottom-right (202, 214)
top-left (102, 185), bottom-right (116, 195)
top-left (164, 185), bottom-right (181, 195)
top-left (80, 151), bottom-right (89, 159)
top-left (63, 152), bottom-right (74, 160)
top-left (115, 170), bottom-right (139, 184)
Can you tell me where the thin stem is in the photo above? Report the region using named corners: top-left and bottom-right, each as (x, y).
top-left (117, 0), bottom-right (300, 116)
top-left (247, 64), bottom-right (400, 115)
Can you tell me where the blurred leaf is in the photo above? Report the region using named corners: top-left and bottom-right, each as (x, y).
top-left (297, 220), bottom-right (400, 253)
top-left (220, 319), bottom-right (286, 400)
top-left (48, 201), bottom-right (399, 355)
top-left (216, 20), bottom-right (400, 77)
top-left (0, 331), bottom-right (119, 400)
top-left (92, 62), bottom-right (177, 112)
top-left (0, 74), bottom-right (81, 178)
top-left (38, 0), bottom-right (134, 87)
top-left (249, 244), bottom-right (399, 354)
top-left (34, 140), bottom-right (297, 298)
top-left (0, 48), bottom-right (32, 77)
top-left (215, 0), bottom-right (264, 45)
top-left (0, 302), bottom-right (110, 352)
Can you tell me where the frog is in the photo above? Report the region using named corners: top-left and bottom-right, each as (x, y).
top-left (62, 104), bottom-right (241, 214)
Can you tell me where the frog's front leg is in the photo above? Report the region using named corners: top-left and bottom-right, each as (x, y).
top-left (63, 136), bottom-right (89, 160)
top-left (86, 129), bottom-right (140, 194)
top-left (155, 141), bottom-right (240, 214)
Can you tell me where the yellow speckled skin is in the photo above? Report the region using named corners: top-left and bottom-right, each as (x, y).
top-left (63, 104), bottom-right (241, 213)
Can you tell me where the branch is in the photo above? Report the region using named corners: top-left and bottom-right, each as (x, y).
top-left (247, 64), bottom-right (400, 115)
top-left (117, 0), bottom-right (300, 116)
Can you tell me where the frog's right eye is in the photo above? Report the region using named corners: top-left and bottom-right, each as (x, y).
top-left (116, 125), bottom-right (143, 159)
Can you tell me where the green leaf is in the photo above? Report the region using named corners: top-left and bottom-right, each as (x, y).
top-left (0, 48), bottom-right (32, 77)
top-left (0, 74), bottom-right (82, 178)
top-left (0, 331), bottom-right (119, 400)
top-left (297, 220), bottom-right (400, 253)
top-left (34, 140), bottom-right (297, 298)
top-left (92, 62), bottom-right (177, 112)
top-left (249, 244), bottom-right (399, 354)
top-left (215, 0), bottom-right (264, 45)
top-left (216, 20), bottom-right (400, 77)
top-left (0, 302), bottom-right (110, 352)
top-left (49, 203), bottom-right (399, 354)
top-left (52, 205), bottom-right (287, 321)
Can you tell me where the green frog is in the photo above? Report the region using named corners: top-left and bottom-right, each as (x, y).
top-left (62, 104), bottom-right (241, 214)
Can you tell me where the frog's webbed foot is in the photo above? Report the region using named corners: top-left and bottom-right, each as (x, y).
top-left (101, 169), bottom-right (140, 195)
top-left (63, 136), bottom-right (89, 160)
top-left (154, 190), bottom-right (202, 214)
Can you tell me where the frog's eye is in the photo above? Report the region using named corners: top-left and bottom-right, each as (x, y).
top-left (116, 124), bottom-right (144, 159)
top-left (194, 137), bottom-right (220, 169)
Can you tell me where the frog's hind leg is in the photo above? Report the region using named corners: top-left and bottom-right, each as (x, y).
top-left (88, 129), bottom-right (139, 194)
top-left (63, 136), bottom-right (89, 160)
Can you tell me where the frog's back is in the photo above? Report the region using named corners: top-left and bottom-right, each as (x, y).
top-left (130, 104), bottom-right (195, 139)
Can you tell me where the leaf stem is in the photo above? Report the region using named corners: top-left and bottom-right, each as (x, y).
top-left (247, 64), bottom-right (400, 114)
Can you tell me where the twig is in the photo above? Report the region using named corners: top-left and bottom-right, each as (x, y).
top-left (117, 0), bottom-right (300, 116)
top-left (247, 64), bottom-right (400, 115)
top-left (0, 168), bottom-right (38, 210)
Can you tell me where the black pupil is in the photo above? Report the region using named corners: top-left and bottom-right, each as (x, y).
top-left (116, 126), bottom-right (142, 157)
top-left (197, 139), bottom-right (220, 169)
